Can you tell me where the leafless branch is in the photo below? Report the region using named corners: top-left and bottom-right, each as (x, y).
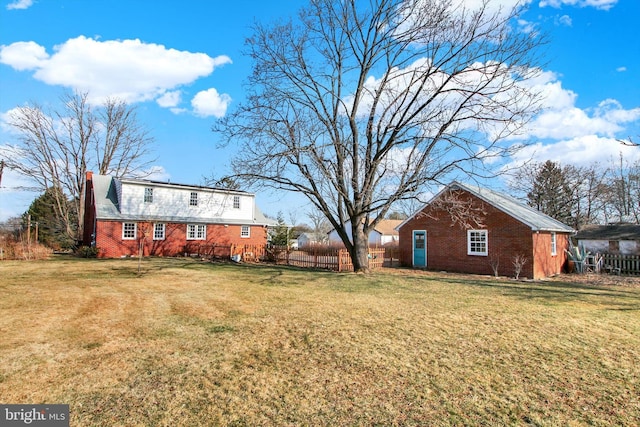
top-left (213, 0), bottom-right (546, 271)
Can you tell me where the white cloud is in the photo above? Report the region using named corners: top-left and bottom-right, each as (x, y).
top-left (511, 73), bottom-right (640, 140)
top-left (131, 165), bottom-right (171, 181)
top-left (517, 19), bottom-right (537, 34)
top-left (0, 36), bottom-right (232, 107)
top-left (616, 66), bottom-right (627, 72)
top-left (156, 91), bottom-right (182, 108)
top-left (511, 135), bottom-right (640, 168)
top-left (6, 0), bottom-right (33, 10)
top-left (557, 14), bottom-right (572, 26)
top-left (191, 88), bottom-right (232, 118)
top-left (539, 0), bottom-right (618, 11)
top-left (0, 41), bottom-right (49, 70)
top-left (452, 0), bottom-right (532, 15)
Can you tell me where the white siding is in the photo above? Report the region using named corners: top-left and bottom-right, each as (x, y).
top-left (119, 182), bottom-right (255, 221)
top-left (579, 239), bottom-right (640, 255)
top-left (380, 234), bottom-right (399, 245)
top-left (578, 240), bottom-right (608, 254)
top-left (328, 223), bottom-right (382, 245)
top-left (620, 241), bottom-right (639, 255)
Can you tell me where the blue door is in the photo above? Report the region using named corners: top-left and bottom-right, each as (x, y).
top-left (413, 230), bottom-right (426, 267)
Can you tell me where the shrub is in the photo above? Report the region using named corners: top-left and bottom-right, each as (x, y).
top-left (76, 246), bottom-right (100, 258)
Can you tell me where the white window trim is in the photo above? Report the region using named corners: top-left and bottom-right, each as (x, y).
top-left (144, 187), bottom-right (153, 203)
top-left (241, 225), bottom-right (250, 238)
top-left (187, 224), bottom-right (206, 240)
top-left (122, 222), bottom-right (137, 240)
top-left (233, 195), bottom-right (240, 209)
top-left (467, 229), bottom-right (488, 256)
top-left (153, 223), bottom-right (166, 240)
top-left (189, 192), bottom-right (198, 207)
top-left (551, 232), bottom-right (557, 256)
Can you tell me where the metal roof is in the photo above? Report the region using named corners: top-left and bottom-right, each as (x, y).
top-left (397, 181), bottom-right (574, 233)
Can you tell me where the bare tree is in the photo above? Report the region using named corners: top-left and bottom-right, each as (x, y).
top-left (306, 208), bottom-right (332, 236)
top-left (603, 154), bottom-right (640, 224)
top-left (619, 136), bottom-right (639, 147)
top-left (3, 92), bottom-right (155, 243)
top-left (214, 0), bottom-right (545, 272)
top-left (574, 163), bottom-right (609, 227)
top-left (512, 253), bottom-right (527, 279)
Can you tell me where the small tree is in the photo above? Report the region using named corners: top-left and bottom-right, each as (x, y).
top-left (270, 211), bottom-right (290, 246)
top-left (489, 253), bottom-right (500, 278)
top-left (512, 254), bottom-right (527, 280)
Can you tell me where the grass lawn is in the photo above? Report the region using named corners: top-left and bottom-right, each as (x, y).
top-left (1, 257), bottom-right (639, 426)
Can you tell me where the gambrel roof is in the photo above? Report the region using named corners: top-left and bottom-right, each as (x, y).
top-left (397, 181), bottom-right (574, 233)
top-left (90, 174), bottom-right (275, 226)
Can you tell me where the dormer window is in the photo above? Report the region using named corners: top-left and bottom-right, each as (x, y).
top-left (144, 188), bottom-right (153, 203)
top-left (189, 192), bottom-right (198, 206)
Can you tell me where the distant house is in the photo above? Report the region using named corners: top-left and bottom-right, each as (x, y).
top-left (297, 232), bottom-right (328, 248)
top-left (396, 182), bottom-right (574, 279)
top-left (575, 224), bottom-right (640, 255)
top-left (328, 219), bottom-right (402, 246)
top-left (82, 172), bottom-right (275, 258)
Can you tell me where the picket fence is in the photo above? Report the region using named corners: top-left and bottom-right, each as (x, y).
top-left (600, 253), bottom-right (640, 276)
top-left (187, 243), bottom-right (385, 272)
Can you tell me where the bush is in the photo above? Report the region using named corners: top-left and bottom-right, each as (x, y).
top-left (76, 246), bottom-right (100, 258)
top-left (0, 239), bottom-right (52, 260)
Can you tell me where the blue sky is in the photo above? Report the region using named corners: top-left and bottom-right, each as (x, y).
top-left (1, 0), bottom-right (639, 222)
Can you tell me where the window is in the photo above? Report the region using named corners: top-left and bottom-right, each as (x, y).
top-left (187, 224), bottom-right (206, 240)
top-left (144, 187), bottom-right (153, 203)
top-left (241, 225), bottom-right (250, 238)
top-left (154, 223), bottom-right (165, 240)
top-left (609, 240), bottom-right (620, 254)
top-left (467, 230), bottom-right (487, 256)
top-left (233, 195), bottom-right (240, 209)
top-left (122, 222), bottom-right (136, 240)
top-left (551, 232), bottom-right (557, 256)
top-left (189, 192), bottom-right (198, 206)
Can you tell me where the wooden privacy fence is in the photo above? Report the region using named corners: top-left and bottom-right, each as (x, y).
top-left (265, 246), bottom-right (385, 272)
top-left (601, 253), bottom-right (640, 276)
top-left (190, 243), bottom-right (386, 272)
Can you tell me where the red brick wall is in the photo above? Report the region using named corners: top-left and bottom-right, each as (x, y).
top-left (399, 190), bottom-right (568, 279)
top-left (95, 221), bottom-right (268, 258)
top-left (532, 231), bottom-right (569, 278)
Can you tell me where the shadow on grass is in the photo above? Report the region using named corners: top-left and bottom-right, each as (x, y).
top-left (418, 274), bottom-right (640, 310)
top-left (51, 256), bottom-right (640, 311)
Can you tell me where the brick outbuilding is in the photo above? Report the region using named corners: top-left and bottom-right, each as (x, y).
top-left (396, 182), bottom-right (574, 279)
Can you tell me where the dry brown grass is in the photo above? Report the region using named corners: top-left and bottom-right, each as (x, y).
top-left (1, 256), bottom-right (639, 426)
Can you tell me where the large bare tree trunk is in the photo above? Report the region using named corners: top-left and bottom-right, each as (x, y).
top-left (214, 0), bottom-right (546, 272)
top-left (350, 226), bottom-right (371, 273)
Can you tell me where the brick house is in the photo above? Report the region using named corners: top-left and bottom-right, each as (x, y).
top-left (82, 172), bottom-right (275, 258)
top-left (396, 182), bottom-right (574, 279)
